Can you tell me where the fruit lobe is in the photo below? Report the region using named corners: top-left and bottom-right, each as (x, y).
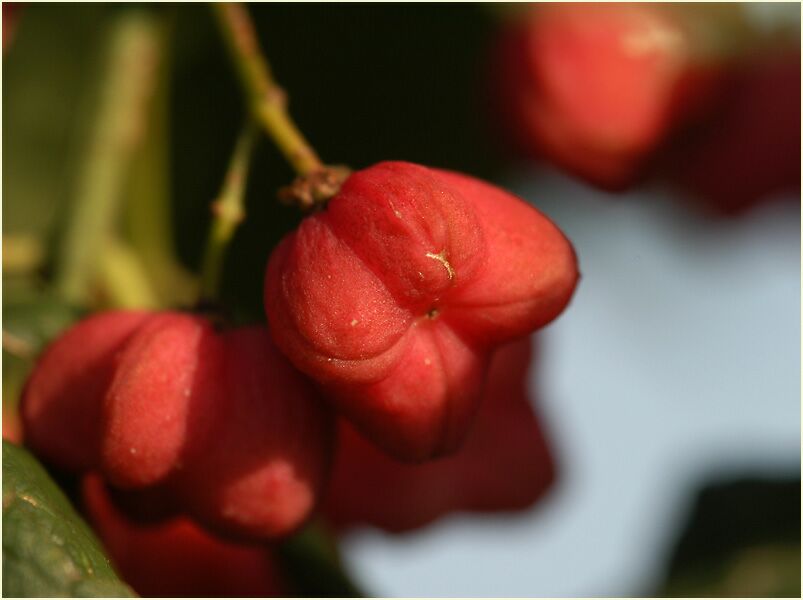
top-left (81, 474), bottom-right (288, 598)
top-left (323, 336), bottom-right (556, 533)
top-left (174, 326), bottom-right (333, 541)
top-left (20, 311), bottom-right (151, 471)
top-left (100, 313), bottom-right (225, 489)
top-left (265, 161), bottom-right (578, 461)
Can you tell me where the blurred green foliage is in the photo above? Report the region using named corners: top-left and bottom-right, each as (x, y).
top-left (655, 476), bottom-right (801, 597)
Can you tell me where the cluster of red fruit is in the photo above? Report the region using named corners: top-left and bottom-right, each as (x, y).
top-left (20, 162), bottom-right (579, 593)
top-left (494, 3), bottom-right (801, 214)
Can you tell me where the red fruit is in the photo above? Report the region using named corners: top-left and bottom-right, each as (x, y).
top-left (21, 312), bottom-right (334, 541)
top-left (667, 50), bottom-right (801, 215)
top-left (82, 474), bottom-right (288, 598)
top-left (323, 336), bottom-right (555, 533)
top-left (173, 327), bottom-right (333, 541)
top-left (493, 3), bottom-right (721, 189)
top-left (3, 403), bottom-right (23, 444)
top-left (20, 311), bottom-right (151, 471)
top-left (265, 161), bottom-right (578, 461)
top-left (3, 3), bottom-right (22, 52)
top-left (100, 313), bottom-right (225, 489)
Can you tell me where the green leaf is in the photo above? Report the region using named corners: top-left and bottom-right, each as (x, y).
top-left (2, 442), bottom-right (136, 597)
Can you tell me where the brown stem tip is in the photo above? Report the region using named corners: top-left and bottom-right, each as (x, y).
top-left (278, 165), bottom-right (352, 212)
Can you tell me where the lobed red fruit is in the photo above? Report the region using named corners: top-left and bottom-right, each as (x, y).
top-left (493, 3), bottom-right (721, 189)
top-left (21, 311), bottom-right (333, 540)
top-left (82, 474), bottom-right (289, 598)
top-left (322, 336), bottom-right (555, 533)
top-left (20, 311), bottom-right (151, 472)
top-left (666, 50), bottom-right (801, 215)
top-left (265, 161), bottom-right (578, 462)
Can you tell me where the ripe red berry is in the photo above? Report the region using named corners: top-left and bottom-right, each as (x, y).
top-left (323, 336), bottom-right (555, 533)
top-left (265, 161), bottom-right (578, 461)
top-left (172, 326), bottom-right (333, 541)
top-left (21, 312), bottom-right (334, 540)
top-left (493, 3), bottom-right (721, 189)
top-left (81, 474), bottom-right (289, 598)
top-left (20, 311), bottom-right (151, 471)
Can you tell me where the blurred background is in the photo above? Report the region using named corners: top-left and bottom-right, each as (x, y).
top-left (3, 3), bottom-right (800, 597)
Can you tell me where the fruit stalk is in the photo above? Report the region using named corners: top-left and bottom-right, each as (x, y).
top-left (213, 3), bottom-right (323, 177)
top-left (199, 121), bottom-right (258, 302)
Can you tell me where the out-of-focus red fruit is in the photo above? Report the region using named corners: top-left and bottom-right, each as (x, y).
top-left (265, 161), bottom-right (578, 462)
top-left (174, 327), bottom-right (334, 541)
top-left (3, 3), bottom-right (22, 52)
top-left (323, 336), bottom-right (555, 533)
top-left (100, 313), bottom-right (225, 489)
top-left (2, 404), bottom-right (23, 444)
top-left (20, 311), bottom-right (151, 471)
top-left (667, 50), bottom-right (801, 215)
top-left (493, 3), bottom-right (723, 190)
top-left (82, 474), bottom-right (289, 598)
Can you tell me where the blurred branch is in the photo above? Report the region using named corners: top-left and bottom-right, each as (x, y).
top-left (97, 238), bottom-right (160, 309)
top-left (3, 235), bottom-right (45, 276)
top-left (212, 2), bottom-right (323, 177)
top-left (54, 10), bottom-right (162, 306)
top-left (123, 8), bottom-right (199, 307)
top-left (198, 121), bottom-right (258, 303)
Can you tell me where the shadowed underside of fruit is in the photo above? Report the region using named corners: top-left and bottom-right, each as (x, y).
top-left (322, 336), bottom-right (557, 533)
top-left (81, 474), bottom-right (289, 597)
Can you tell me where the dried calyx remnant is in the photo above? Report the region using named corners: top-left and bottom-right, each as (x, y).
top-left (278, 165), bottom-right (352, 212)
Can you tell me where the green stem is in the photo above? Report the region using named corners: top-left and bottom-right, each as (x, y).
top-left (54, 11), bottom-right (162, 306)
top-left (198, 122), bottom-right (258, 302)
top-left (212, 3), bottom-right (324, 176)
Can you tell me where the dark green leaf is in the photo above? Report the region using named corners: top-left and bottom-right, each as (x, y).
top-left (2, 441), bottom-right (135, 598)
